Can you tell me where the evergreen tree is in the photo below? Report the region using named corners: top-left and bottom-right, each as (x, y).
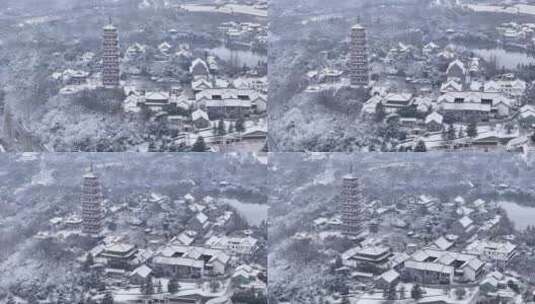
top-left (142, 276), bottom-right (154, 295)
top-left (157, 280), bottom-right (163, 293)
top-left (148, 141), bottom-right (158, 152)
top-left (235, 116), bottom-right (245, 132)
top-left (209, 280), bottom-right (219, 293)
top-left (441, 128), bottom-right (448, 141)
top-left (6, 295), bottom-right (15, 304)
top-left (414, 140), bottom-right (427, 152)
top-left (27, 293), bottom-right (38, 304)
top-left (57, 291), bottom-right (67, 304)
top-left (168, 277), bottom-right (180, 294)
top-left (454, 287), bottom-right (466, 300)
top-left (411, 284), bottom-right (423, 300)
top-left (467, 120), bottom-right (478, 138)
top-left (375, 102), bottom-right (386, 122)
top-left (458, 126), bottom-right (465, 138)
top-left (191, 136), bottom-right (207, 152)
top-left (217, 119), bottom-right (226, 136)
top-left (83, 253), bottom-right (94, 271)
top-left (387, 285), bottom-right (397, 300)
top-left (399, 285), bottom-right (406, 299)
top-left (101, 292), bottom-right (113, 304)
top-left (447, 124), bottom-right (456, 141)
top-left (382, 286), bottom-right (389, 299)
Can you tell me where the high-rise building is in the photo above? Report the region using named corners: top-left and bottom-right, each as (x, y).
top-left (350, 24), bottom-right (369, 87)
top-left (81, 164), bottom-right (104, 236)
top-left (341, 172), bottom-right (365, 238)
top-left (102, 19), bottom-right (120, 88)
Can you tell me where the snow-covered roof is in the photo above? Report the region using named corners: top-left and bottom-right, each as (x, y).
top-left (458, 216), bottom-right (473, 228)
top-left (465, 240), bottom-right (517, 255)
top-left (432, 236), bottom-right (453, 251)
top-left (176, 231), bottom-right (196, 246)
top-left (153, 256), bottom-right (204, 268)
top-left (196, 212), bottom-right (208, 224)
top-left (405, 260), bottom-right (453, 274)
top-left (378, 269), bottom-right (400, 283)
top-left (105, 243), bottom-right (136, 253)
top-left (425, 112), bottom-right (443, 124)
top-left (473, 199), bottom-right (485, 208)
top-left (440, 79), bottom-right (462, 92)
top-left (131, 265), bottom-right (152, 278)
top-left (190, 58), bottom-right (209, 74)
top-left (196, 88), bottom-right (264, 101)
top-left (384, 93), bottom-right (412, 104)
top-left (145, 91), bottom-right (170, 101)
top-left (446, 59), bottom-right (466, 75)
top-left (192, 109), bottom-right (209, 121)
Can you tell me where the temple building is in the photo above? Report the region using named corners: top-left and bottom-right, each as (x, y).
top-left (81, 164), bottom-right (104, 236)
top-left (350, 24), bottom-right (369, 87)
top-left (341, 170), bottom-right (365, 238)
top-left (102, 18), bottom-right (120, 87)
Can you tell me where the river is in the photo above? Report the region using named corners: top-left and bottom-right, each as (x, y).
top-left (472, 48), bottom-right (535, 69)
top-left (221, 198), bottom-right (268, 226)
top-left (498, 200), bottom-right (535, 230)
top-left (208, 45), bottom-right (266, 68)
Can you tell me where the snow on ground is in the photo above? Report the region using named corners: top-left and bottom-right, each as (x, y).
top-left (112, 278), bottom-right (231, 302)
top-left (179, 4), bottom-right (267, 18)
top-left (465, 4), bottom-right (535, 16)
top-left (31, 166), bottom-right (55, 186)
top-left (407, 122), bottom-right (520, 150)
top-left (312, 166), bottom-right (335, 186)
top-left (352, 283), bottom-right (479, 304)
top-left (305, 78), bottom-right (351, 93)
top-left (301, 14), bottom-right (343, 25)
top-left (0, 238), bottom-right (76, 290)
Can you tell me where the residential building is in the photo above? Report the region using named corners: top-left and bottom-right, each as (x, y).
top-left (465, 240), bottom-right (517, 266)
top-left (151, 245), bottom-right (230, 278)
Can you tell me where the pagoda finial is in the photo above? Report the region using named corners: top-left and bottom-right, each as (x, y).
top-left (108, 16), bottom-right (112, 25)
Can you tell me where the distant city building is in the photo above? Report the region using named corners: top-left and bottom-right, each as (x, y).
top-left (350, 24), bottom-right (369, 87)
top-left (102, 19), bottom-right (120, 87)
top-left (81, 165), bottom-right (104, 236)
top-left (341, 172), bottom-right (365, 238)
